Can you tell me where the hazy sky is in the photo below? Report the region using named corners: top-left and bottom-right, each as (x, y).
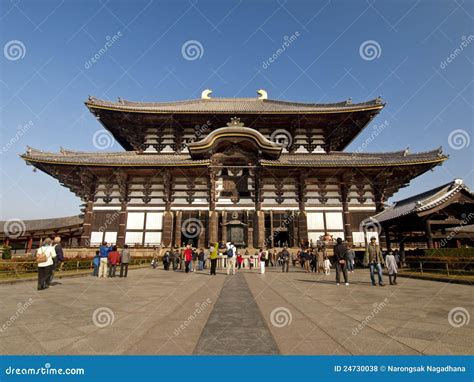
top-left (1, 0), bottom-right (472, 220)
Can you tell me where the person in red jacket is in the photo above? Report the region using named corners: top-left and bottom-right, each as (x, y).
top-left (108, 246), bottom-right (120, 278)
top-left (237, 253), bottom-right (244, 269)
top-left (184, 244), bottom-right (193, 273)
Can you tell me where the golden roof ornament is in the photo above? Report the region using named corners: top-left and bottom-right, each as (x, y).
top-left (201, 89), bottom-right (212, 99)
top-left (257, 89), bottom-right (268, 100)
top-left (226, 117), bottom-right (244, 127)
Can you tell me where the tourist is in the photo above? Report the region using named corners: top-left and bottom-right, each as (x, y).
top-left (92, 250), bottom-right (100, 277)
top-left (98, 242), bottom-right (111, 278)
top-left (258, 248), bottom-right (266, 274)
top-left (108, 245), bottom-right (120, 277)
top-left (172, 248), bottom-right (179, 270)
top-left (36, 238), bottom-right (56, 290)
top-left (151, 257), bottom-right (158, 269)
top-left (237, 253), bottom-right (243, 269)
top-left (46, 236), bottom-right (60, 284)
top-left (291, 252), bottom-right (297, 267)
top-left (323, 256), bottom-right (331, 275)
top-left (301, 248), bottom-right (310, 273)
top-left (280, 246), bottom-right (290, 272)
top-left (120, 244), bottom-right (131, 277)
top-left (226, 242), bottom-right (237, 275)
top-left (385, 250), bottom-right (398, 285)
top-left (334, 238), bottom-right (349, 285)
top-left (192, 248), bottom-right (198, 271)
top-left (310, 250), bottom-right (317, 272)
top-left (209, 242), bottom-right (218, 275)
top-left (363, 237), bottom-right (385, 286)
top-left (163, 249), bottom-right (171, 271)
top-left (53, 236), bottom-right (64, 273)
top-left (316, 246), bottom-right (324, 273)
top-left (184, 244), bottom-right (193, 273)
top-left (249, 255), bottom-right (254, 270)
top-left (198, 248), bottom-right (205, 271)
top-left (393, 249), bottom-right (401, 268)
top-left (203, 246), bottom-right (209, 269)
top-left (346, 244), bottom-right (356, 273)
top-left (270, 249), bottom-right (276, 267)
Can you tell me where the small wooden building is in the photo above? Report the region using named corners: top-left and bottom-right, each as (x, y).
top-left (368, 179), bottom-right (474, 250)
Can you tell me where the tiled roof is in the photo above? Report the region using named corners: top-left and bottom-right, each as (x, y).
top-left (260, 149), bottom-right (447, 167)
top-left (0, 215), bottom-right (83, 234)
top-left (85, 96), bottom-right (384, 114)
top-left (369, 179), bottom-right (472, 223)
top-left (21, 148), bottom-right (210, 166)
top-left (21, 147), bottom-right (446, 168)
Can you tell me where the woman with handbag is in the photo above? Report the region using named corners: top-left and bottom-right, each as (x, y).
top-left (36, 238), bottom-right (56, 290)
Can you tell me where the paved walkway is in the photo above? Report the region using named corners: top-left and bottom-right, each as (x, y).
top-left (0, 267), bottom-right (472, 355)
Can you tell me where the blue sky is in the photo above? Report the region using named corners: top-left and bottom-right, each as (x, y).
top-left (1, 0), bottom-right (473, 219)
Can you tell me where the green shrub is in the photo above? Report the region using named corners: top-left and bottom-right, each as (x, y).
top-left (1, 245), bottom-right (12, 260)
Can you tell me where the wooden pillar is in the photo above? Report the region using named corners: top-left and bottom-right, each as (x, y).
top-left (174, 211), bottom-right (182, 247)
top-left (384, 225), bottom-right (391, 250)
top-left (221, 211), bottom-right (227, 243)
top-left (373, 186), bottom-right (385, 213)
top-left (340, 182), bottom-right (352, 243)
top-left (117, 202), bottom-right (128, 247)
top-left (209, 211), bottom-right (218, 245)
top-left (27, 237), bottom-right (33, 254)
top-left (425, 219), bottom-right (433, 249)
top-left (256, 211), bottom-right (266, 248)
top-left (298, 211), bottom-right (308, 247)
top-left (197, 210), bottom-right (206, 248)
top-left (161, 211), bottom-right (174, 247)
top-left (270, 210), bottom-right (274, 247)
top-left (80, 200), bottom-right (94, 247)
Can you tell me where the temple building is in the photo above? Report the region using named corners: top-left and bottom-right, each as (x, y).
top-left (21, 90), bottom-right (448, 249)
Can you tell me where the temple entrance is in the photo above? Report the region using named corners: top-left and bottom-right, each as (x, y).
top-left (274, 230), bottom-right (289, 247)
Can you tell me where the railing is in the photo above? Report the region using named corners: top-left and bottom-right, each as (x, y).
top-left (404, 256), bottom-right (474, 277)
top-left (0, 257), bottom-right (154, 278)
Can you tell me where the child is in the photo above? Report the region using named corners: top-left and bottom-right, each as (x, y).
top-left (385, 250), bottom-right (398, 285)
top-left (92, 250), bottom-right (100, 277)
top-left (249, 255), bottom-right (254, 270)
top-left (323, 257), bottom-right (331, 275)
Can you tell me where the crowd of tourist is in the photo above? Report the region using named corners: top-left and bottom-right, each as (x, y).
top-left (35, 235), bottom-right (401, 290)
top-left (153, 237), bottom-right (401, 287)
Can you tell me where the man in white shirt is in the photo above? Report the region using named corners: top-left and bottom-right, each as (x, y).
top-left (37, 238), bottom-right (56, 290)
top-left (226, 242), bottom-right (237, 275)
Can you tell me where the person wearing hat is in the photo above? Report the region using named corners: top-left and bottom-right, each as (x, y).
top-left (363, 237), bottom-right (385, 286)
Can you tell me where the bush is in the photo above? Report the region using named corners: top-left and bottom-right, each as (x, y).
top-left (1, 245), bottom-right (12, 260)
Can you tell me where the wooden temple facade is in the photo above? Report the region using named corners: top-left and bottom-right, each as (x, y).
top-left (21, 91), bottom-right (448, 248)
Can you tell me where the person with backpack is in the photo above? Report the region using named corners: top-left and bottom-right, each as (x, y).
top-left (36, 238), bottom-right (56, 290)
top-left (226, 242), bottom-right (236, 275)
top-left (334, 237), bottom-right (349, 286)
top-left (258, 247), bottom-right (266, 274)
top-left (198, 248), bottom-right (205, 271)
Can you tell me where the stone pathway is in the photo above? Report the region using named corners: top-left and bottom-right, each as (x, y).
top-left (193, 273), bottom-right (279, 354)
top-left (0, 267), bottom-right (472, 355)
